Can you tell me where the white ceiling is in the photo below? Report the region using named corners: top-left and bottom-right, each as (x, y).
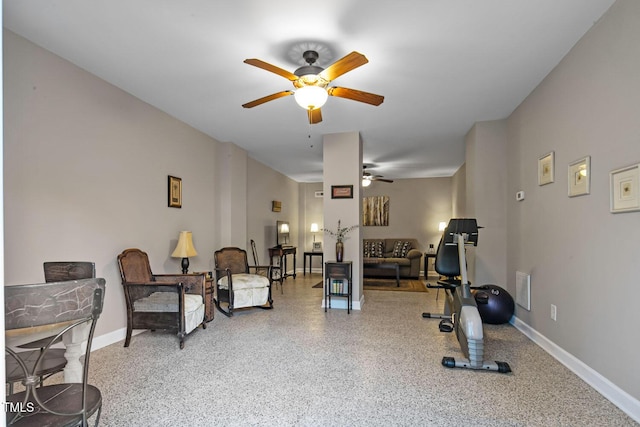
top-left (4, 0), bottom-right (615, 182)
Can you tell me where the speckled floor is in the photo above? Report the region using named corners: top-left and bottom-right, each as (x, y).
top-left (86, 274), bottom-right (636, 426)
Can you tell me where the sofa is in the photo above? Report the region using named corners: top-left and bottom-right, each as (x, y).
top-left (363, 238), bottom-right (422, 279)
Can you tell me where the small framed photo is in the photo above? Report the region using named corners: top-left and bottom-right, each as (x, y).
top-left (610, 163), bottom-right (640, 213)
top-left (331, 185), bottom-right (353, 199)
top-left (313, 242), bottom-right (322, 252)
top-left (168, 175), bottom-right (182, 208)
top-left (538, 151), bottom-right (555, 186)
top-left (568, 156), bottom-right (591, 197)
top-left (272, 201), bottom-right (282, 212)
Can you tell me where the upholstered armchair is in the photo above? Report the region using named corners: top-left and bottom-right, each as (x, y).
top-left (214, 247), bottom-right (274, 317)
top-left (117, 248), bottom-right (206, 349)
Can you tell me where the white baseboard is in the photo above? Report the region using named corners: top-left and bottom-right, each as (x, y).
top-left (91, 327), bottom-right (144, 352)
top-left (319, 294), bottom-right (363, 311)
top-left (512, 316), bottom-right (640, 423)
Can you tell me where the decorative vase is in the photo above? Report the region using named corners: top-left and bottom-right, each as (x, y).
top-left (336, 240), bottom-right (344, 262)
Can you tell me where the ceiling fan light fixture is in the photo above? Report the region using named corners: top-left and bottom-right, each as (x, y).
top-left (362, 177), bottom-right (372, 187)
top-left (294, 85), bottom-right (328, 110)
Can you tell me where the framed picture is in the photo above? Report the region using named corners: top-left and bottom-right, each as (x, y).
top-left (610, 163), bottom-right (640, 213)
top-left (168, 175), bottom-right (182, 208)
top-left (331, 185), bottom-right (353, 199)
top-left (568, 156), bottom-right (591, 197)
top-left (363, 195), bottom-right (390, 226)
top-left (313, 241), bottom-right (322, 252)
top-left (272, 201), bottom-right (282, 212)
top-left (538, 151), bottom-right (555, 186)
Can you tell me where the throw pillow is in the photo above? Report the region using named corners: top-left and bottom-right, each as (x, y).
top-left (363, 241), bottom-right (372, 258)
top-left (372, 241), bottom-right (384, 258)
top-left (363, 241), bottom-right (384, 258)
top-left (392, 241), bottom-right (412, 258)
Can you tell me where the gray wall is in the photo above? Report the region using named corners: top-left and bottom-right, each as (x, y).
top-left (362, 177), bottom-right (452, 254)
top-left (505, 0), bottom-right (640, 400)
top-left (465, 120), bottom-right (508, 288)
top-left (246, 157), bottom-right (300, 268)
top-left (3, 30), bottom-right (226, 338)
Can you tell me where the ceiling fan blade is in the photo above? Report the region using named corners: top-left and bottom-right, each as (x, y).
top-left (372, 178), bottom-right (394, 183)
top-left (242, 91), bottom-right (294, 108)
top-left (308, 108), bottom-right (323, 124)
top-left (244, 58), bottom-right (299, 81)
top-left (328, 87), bottom-right (384, 106)
top-left (319, 51), bottom-right (368, 82)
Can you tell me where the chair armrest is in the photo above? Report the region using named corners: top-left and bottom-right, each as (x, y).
top-left (248, 265), bottom-right (276, 282)
top-left (154, 273), bottom-right (205, 297)
top-left (250, 265), bottom-right (272, 270)
top-left (213, 268), bottom-right (234, 291)
top-left (121, 281), bottom-right (185, 305)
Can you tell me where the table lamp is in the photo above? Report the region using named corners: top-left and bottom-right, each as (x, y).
top-left (172, 231), bottom-right (198, 274)
top-left (310, 223), bottom-right (319, 242)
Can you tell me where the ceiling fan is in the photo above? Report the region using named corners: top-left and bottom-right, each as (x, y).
top-left (242, 50), bottom-right (384, 124)
top-left (362, 165), bottom-right (393, 187)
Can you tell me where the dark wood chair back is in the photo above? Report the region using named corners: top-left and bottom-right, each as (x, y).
top-left (250, 239), bottom-right (260, 266)
top-left (117, 249), bottom-right (154, 282)
top-left (214, 247), bottom-right (250, 275)
top-left (44, 261), bottom-right (96, 282)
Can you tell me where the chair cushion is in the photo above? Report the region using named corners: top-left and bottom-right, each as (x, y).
top-left (134, 292), bottom-right (203, 313)
top-left (217, 273), bottom-right (269, 290)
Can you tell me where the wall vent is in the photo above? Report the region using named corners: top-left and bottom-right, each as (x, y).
top-left (515, 271), bottom-right (531, 310)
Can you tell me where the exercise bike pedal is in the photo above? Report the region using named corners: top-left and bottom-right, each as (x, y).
top-left (438, 319), bottom-right (454, 333)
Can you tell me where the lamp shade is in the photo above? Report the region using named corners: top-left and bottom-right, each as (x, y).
top-left (172, 231), bottom-right (198, 258)
top-left (280, 223), bottom-right (290, 233)
top-left (310, 223), bottom-right (319, 233)
top-left (294, 85), bottom-right (328, 110)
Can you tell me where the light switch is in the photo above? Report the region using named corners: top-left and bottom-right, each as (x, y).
top-left (516, 191), bottom-right (525, 201)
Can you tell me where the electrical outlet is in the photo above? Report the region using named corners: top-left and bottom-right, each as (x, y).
top-left (550, 304), bottom-right (557, 321)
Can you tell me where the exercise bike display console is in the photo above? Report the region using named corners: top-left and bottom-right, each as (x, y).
top-left (422, 218), bottom-right (511, 374)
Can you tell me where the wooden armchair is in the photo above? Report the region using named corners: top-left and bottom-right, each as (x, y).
top-left (117, 249), bottom-right (206, 349)
top-left (214, 247), bottom-right (274, 317)
top-left (5, 278), bottom-right (106, 426)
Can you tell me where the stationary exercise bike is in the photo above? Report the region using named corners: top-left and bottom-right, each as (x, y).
top-left (422, 218), bottom-right (511, 373)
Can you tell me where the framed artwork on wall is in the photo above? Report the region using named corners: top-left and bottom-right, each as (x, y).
top-left (168, 175), bottom-right (182, 208)
top-left (610, 163), bottom-right (639, 213)
top-left (568, 156), bottom-right (591, 197)
top-left (538, 151), bottom-right (555, 186)
top-left (363, 195), bottom-right (389, 226)
top-left (331, 185), bottom-right (353, 199)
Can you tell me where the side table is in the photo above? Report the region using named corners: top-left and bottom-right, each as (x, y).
top-left (303, 251), bottom-right (324, 275)
top-left (324, 261), bottom-right (352, 314)
top-left (424, 252), bottom-right (437, 279)
top-left (204, 276), bottom-right (215, 322)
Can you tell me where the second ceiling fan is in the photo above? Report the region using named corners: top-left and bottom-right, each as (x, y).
top-left (242, 50), bottom-right (384, 124)
top-left (362, 165), bottom-right (393, 186)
